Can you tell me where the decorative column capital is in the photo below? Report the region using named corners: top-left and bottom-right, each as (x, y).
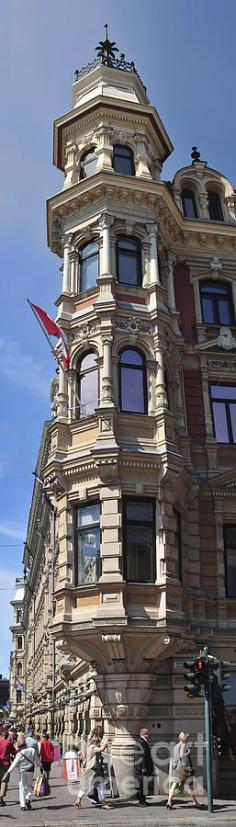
top-left (146, 222), bottom-right (159, 240)
top-left (167, 252), bottom-right (177, 269)
top-left (99, 212), bottom-right (114, 231)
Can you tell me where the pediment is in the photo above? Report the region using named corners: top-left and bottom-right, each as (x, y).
top-left (201, 468), bottom-right (236, 497)
top-left (196, 327), bottom-right (236, 352)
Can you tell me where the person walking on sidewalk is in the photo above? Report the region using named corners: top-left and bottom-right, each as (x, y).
top-left (74, 726), bottom-right (112, 810)
top-left (40, 732), bottom-right (54, 780)
top-left (135, 727), bottom-right (154, 806)
top-left (0, 727), bottom-right (16, 806)
top-left (166, 731), bottom-right (200, 810)
top-left (2, 731), bottom-right (41, 812)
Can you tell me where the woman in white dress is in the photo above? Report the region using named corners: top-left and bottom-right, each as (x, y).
top-left (74, 726), bottom-right (112, 810)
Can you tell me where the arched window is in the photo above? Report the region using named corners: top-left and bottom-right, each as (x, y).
top-left (181, 189), bottom-right (198, 219)
top-left (200, 281), bottom-right (234, 325)
top-left (119, 348), bottom-right (147, 414)
top-left (79, 242), bottom-right (99, 292)
top-left (16, 610), bottom-right (22, 624)
top-left (116, 237), bottom-right (142, 286)
top-left (17, 662), bottom-right (23, 677)
top-left (17, 636), bottom-right (22, 650)
top-left (113, 145), bottom-right (135, 176)
top-left (208, 191), bottom-right (224, 222)
top-left (77, 352), bottom-right (98, 419)
top-left (80, 147), bottom-right (97, 180)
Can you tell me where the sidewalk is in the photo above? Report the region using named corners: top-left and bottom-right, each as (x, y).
top-left (1, 762), bottom-right (236, 826)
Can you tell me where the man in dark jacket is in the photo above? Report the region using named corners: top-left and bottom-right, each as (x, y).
top-left (134, 727), bottom-right (153, 805)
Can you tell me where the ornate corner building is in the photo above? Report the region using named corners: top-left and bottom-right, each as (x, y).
top-left (9, 578), bottom-right (25, 722)
top-left (20, 34), bottom-right (236, 796)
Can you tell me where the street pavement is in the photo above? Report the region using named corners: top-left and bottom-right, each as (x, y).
top-left (1, 763), bottom-right (236, 826)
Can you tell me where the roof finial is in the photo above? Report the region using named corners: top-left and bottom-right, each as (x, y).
top-left (191, 146), bottom-right (201, 162)
top-left (95, 25), bottom-right (119, 66)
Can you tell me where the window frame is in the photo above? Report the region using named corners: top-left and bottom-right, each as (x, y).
top-left (112, 144), bottom-right (135, 176)
top-left (200, 280), bottom-right (234, 326)
top-left (224, 525), bottom-right (236, 598)
top-left (181, 188), bottom-right (198, 219)
top-left (79, 241), bottom-right (99, 293)
top-left (116, 236), bottom-right (142, 287)
top-left (17, 662), bottom-right (23, 677)
top-left (77, 350), bottom-right (99, 420)
top-left (123, 497), bottom-right (156, 583)
top-left (16, 690), bottom-right (22, 704)
top-left (79, 146), bottom-right (97, 180)
top-left (74, 502), bottom-right (101, 587)
top-left (208, 190), bottom-right (224, 222)
top-left (210, 383), bottom-right (236, 444)
top-left (119, 347), bottom-right (147, 415)
top-left (17, 636), bottom-right (23, 651)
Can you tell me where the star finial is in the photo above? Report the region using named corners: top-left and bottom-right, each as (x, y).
top-left (95, 24), bottom-right (119, 66)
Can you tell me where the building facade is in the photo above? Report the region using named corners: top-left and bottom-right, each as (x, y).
top-left (21, 35), bottom-right (236, 796)
top-left (9, 577), bottom-right (25, 722)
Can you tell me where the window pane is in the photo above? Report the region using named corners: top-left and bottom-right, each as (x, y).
top-left (114, 156), bottom-right (133, 175)
top-left (182, 192), bottom-right (197, 218)
top-left (115, 146), bottom-right (132, 158)
top-left (81, 149), bottom-right (97, 178)
top-left (202, 297), bottom-right (215, 323)
top-left (80, 370), bottom-right (98, 417)
top-left (80, 242), bottom-right (98, 260)
top-left (126, 501), bottom-right (153, 522)
top-left (208, 193), bottom-right (223, 222)
top-left (212, 386), bottom-right (236, 400)
top-left (118, 252), bottom-right (139, 285)
top-left (225, 526), bottom-right (236, 547)
top-left (81, 255), bottom-right (98, 291)
top-left (212, 401), bottom-right (229, 442)
top-left (80, 353), bottom-right (97, 372)
top-left (118, 239), bottom-right (137, 251)
top-left (201, 282), bottom-right (228, 294)
top-left (78, 527), bottom-right (100, 584)
top-left (121, 366), bottom-right (144, 412)
top-left (218, 298), bottom-right (232, 325)
top-left (120, 349), bottom-right (143, 366)
top-left (226, 549), bottom-right (236, 597)
top-left (230, 403), bottom-right (236, 442)
top-left (77, 504), bottom-right (100, 528)
top-left (126, 525), bottom-right (154, 581)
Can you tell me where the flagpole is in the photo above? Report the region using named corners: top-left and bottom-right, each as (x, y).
top-left (27, 299), bottom-right (81, 411)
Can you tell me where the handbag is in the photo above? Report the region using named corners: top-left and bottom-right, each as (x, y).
top-left (33, 775), bottom-right (43, 797)
top-left (39, 776), bottom-right (50, 797)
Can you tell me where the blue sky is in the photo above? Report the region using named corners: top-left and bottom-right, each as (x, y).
top-left (1, 0), bottom-right (236, 676)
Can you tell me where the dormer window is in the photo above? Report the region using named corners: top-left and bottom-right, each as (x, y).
top-left (113, 145), bottom-right (135, 176)
top-left (208, 191), bottom-right (224, 222)
top-left (200, 281), bottom-right (234, 325)
top-left (182, 189), bottom-right (198, 219)
top-left (80, 147), bottom-right (97, 180)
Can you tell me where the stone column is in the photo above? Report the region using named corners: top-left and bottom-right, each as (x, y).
top-left (135, 133), bottom-right (152, 178)
top-left (167, 253), bottom-right (176, 311)
top-left (199, 193), bottom-right (209, 220)
top-left (155, 347), bottom-right (168, 410)
top-left (96, 127), bottom-right (113, 171)
top-left (101, 336), bottom-right (113, 406)
top-left (62, 236), bottom-right (72, 294)
top-left (173, 186), bottom-right (183, 212)
top-left (63, 141), bottom-right (78, 188)
top-left (57, 366), bottom-right (68, 419)
top-left (100, 213), bottom-right (113, 276)
top-left (148, 224), bottom-right (160, 284)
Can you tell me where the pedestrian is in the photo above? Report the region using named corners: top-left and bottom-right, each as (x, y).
top-left (74, 726), bottom-right (112, 810)
top-left (1, 731), bottom-right (41, 811)
top-left (134, 727), bottom-right (154, 806)
top-left (26, 727), bottom-right (40, 753)
top-left (40, 732), bottom-right (54, 780)
top-left (166, 731), bottom-right (201, 809)
top-left (0, 727), bottom-right (16, 806)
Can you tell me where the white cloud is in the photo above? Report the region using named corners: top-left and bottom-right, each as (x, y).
top-left (0, 522), bottom-right (26, 541)
top-left (0, 335), bottom-right (51, 400)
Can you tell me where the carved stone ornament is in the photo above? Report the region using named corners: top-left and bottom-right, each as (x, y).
top-left (114, 317), bottom-right (151, 335)
top-left (216, 327), bottom-right (236, 350)
top-left (210, 256), bottom-right (222, 272)
top-left (207, 359), bottom-right (236, 372)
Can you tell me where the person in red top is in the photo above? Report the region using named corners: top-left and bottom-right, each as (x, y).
top-left (40, 733), bottom-right (54, 780)
top-left (0, 727), bottom-right (16, 805)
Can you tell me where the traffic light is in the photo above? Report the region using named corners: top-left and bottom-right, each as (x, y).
top-left (184, 659), bottom-right (202, 698)
top-left (213, 658), bottom-right (231, 694)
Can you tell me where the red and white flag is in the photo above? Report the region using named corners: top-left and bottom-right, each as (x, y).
top-left (28, 301), bottom-right (70, 368)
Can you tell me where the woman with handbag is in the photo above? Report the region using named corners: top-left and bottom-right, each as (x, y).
top-left (166, 731), bottom-right (200, 810)
top-left (1, 732), bottom-right (41, 812)
top-left (73, 726), bottom-right (112, 810)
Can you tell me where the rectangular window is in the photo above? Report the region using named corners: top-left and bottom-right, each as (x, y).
top-left (75, 503), bottom-right (100, 585)
top-left (224, 525), bottom-right (236, 598)
top-left (210, 385), bottom-right (236, 443)
top-left (16, 690), bottom-right (22, 704)
top-left (173, 509), bottom-right (182, 581)
top-left (123, 498), bottom-right (156, 582)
